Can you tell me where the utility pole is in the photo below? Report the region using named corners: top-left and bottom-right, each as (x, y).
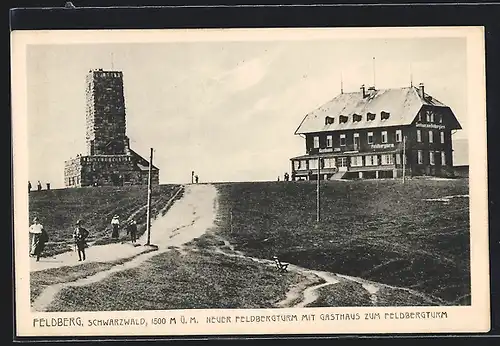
top-left (402, 136), bottom-right (406, 183)
top-left (146, 148), bottom-right (153, 246)
top-left (317, 157), bottom-right (321, 222)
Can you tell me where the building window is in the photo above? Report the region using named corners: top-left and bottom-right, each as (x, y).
top-left (381, 154), bottom-right (394, 165)
top-left (396, 154), bottom-right (401, 165)
top-left (429, 130), bottom-right (434, 143)
top-left (339, 157), bottom-right (348, 167)
top-left (325, 116), bottom-right (334, 125)
top-left (381, 131), bottom-right (388, 143)
top-left (440, 131), bottom-right (445, 144)
top-left (324, 158), bottom-right (336, 168)
top-left (417, 150), bottom-right (423, 164)
top-left (365, 155), bottom-right (378, 166)
top-left (313, 136), bottom-right (319, 148)
top-left (339, 115), bottom-right (349, 123)
top-left (396, 129), bottom-right (402, 143)
top-left (326, 135), bottom-right (333, 148)
top-left (367, 132), bottom-right (374, 144)
top-left (294, 161), bottom-right (301, 170)
top-left (309, 159), bottom-right (318, 170)
top-left (429, 151), bottom-right (435, 165)
top-left (351, 156), bottom-right (363, 167)
top-left (353, 133), bottom-right (360, 148)
top-left (367, 112), bottom-right (376, 121)
top-left (426, 110), bottom-right (434, 123)
top-left (417, 129), bottom-right (422, 142)
top-left (437, 113), bottom-right (443, 124)
top-left (340, 134), bottom-right (346, 146)
top-left (381, 111), bottom-right (390, 120)
top-left (353, 114), bottom-right (362, 122)
top-left (441, 151), bottom-right (446, 165)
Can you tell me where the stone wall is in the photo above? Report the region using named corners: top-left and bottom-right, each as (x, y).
top-left (64, 154), bottom-right (160, 187)
top-left (64, 156), bottom-right (84, 187)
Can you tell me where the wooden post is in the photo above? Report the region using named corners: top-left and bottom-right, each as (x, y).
top-left (317, 157), bottom-right (320, 222)
top-left (402, 136), bottom-right (406, 183)
top-left (146, 148), bottom-right (153, 246)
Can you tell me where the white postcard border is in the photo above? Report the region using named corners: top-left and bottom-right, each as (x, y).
top-left (12, 26), bottom-right (490, 337)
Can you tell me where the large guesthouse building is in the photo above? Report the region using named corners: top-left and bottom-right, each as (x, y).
top-left (290, 83), bottom-right (462, 180)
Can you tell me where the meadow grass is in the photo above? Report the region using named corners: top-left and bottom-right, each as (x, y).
top-left (28, 184), bottom-right (182, 257)
top-left (45, 248), bottom-right (304, 311)
top-left (212, 179), bottom-right (470, 305)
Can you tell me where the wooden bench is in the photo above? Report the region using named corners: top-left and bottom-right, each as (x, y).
top-left (273, 256), bottom-right (289, 272)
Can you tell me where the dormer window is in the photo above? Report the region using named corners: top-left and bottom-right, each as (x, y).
top-left (367, 112), bottom-right (376, 121)
top-left (339, 115), bottom-right (349, 124)
top-left (325, 116), bottom-right (335, 125)
top-left (381, 111), bottom-right (390, 120)
top-left (353, 113), bottom-right (362, 122)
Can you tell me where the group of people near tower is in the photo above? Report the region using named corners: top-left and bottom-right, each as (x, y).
top-left (29, 214), bottom-right (139, 262)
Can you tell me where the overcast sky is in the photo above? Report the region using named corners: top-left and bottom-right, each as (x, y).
top-left (26, 35), bottom-right (469, 187)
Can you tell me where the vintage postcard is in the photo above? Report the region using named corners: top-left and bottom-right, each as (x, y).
top-left (11, 26), bottom-right (489, 337)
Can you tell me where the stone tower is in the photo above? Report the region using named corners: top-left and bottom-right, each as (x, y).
top-left (85, 69), bottom-right (130, 156)
top-left (64, 69), bottom-right (159, 188)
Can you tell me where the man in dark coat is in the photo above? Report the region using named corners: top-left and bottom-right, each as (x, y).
top-left (73, 219), bottom-right (90, 261)
top-left (127, 220), bottom-right (138, 244)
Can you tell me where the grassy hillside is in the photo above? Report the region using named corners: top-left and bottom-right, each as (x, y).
top-left (28, 184), bottom-right (182, 256)
top-left (45, 249), bottom-right (306, 312)
top-left (212, 179), bottom-right (470, 305)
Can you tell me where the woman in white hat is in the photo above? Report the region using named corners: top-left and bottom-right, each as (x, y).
top-left (111, 215), bottom-right (120, 239)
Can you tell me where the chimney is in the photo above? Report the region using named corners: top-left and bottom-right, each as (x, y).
top-left (418, 82), bottom-right (425, 97)
top-left (360, 84), bottom-right (367, 98)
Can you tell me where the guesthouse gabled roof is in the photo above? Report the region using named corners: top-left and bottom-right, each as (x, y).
top-left (294, 86), bottom-right (462, 134)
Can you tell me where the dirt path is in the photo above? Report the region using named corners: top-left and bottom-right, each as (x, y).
top-left (30, 186), bottom-right (185, 273)
top-left (208, 240), bottom-right (445, 308)
top-left (32, 184), bottom-right (218, 312)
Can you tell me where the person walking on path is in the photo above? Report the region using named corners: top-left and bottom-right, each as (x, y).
top-left (127, 219), bottom-right (138, 244)
top-left (34, 227), bottom-right (49, 262)
top-left (37, 181), bottom-right (42, 191)
top-left (111, 215), bottom-right (120, 239)
top-left (29, 217), bottom-right (45, 259)
top-left (73, 219), bottom-right (89, 261)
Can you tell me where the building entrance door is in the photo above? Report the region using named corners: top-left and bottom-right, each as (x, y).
top-left (111, 173), bottom-right (123, 186)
